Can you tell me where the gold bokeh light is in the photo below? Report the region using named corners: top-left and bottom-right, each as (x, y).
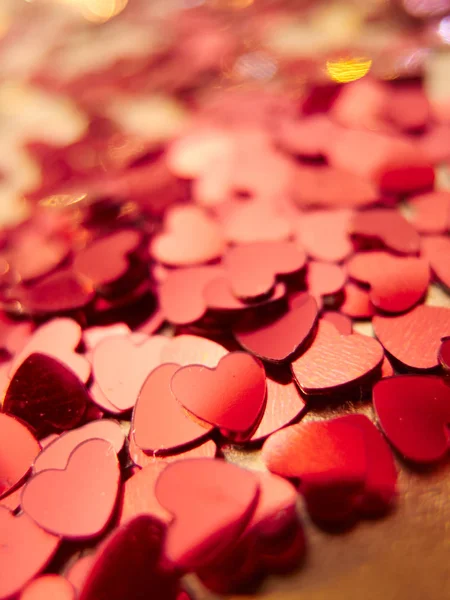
top-left (326, 57), bottom-right (372, 83)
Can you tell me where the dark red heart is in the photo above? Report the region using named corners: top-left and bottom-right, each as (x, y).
top-left (79, 516), bottom-right (178, 600)
top-left (373, 375), bottom-right (450, 464)
top-left (3, 353), bottom-right (89, 436)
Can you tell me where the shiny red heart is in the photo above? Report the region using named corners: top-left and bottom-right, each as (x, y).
top-left (250, 372), bottom-right (306, 443)
top-left (79, 516), bottom-right (178, 600)
top-left (3, 353), bottom-right (90, 436)
top-left (170, 352), bottom-right (266, 441)
top-left (155, 458), bottom-right (259, 570)
top-left (73, 229), bottom-right (142, 290)
top-left (0, 413), bottom-right (40, 498)
top-left (16, 268), bottom-right (95, 316)
top-left (421, 235), bottom-right (450, 289)
top-left (291, 320), bottom-right (384, 394)
top-left (340, 282), bottom-right (375, 319)
top-left (233, 294), bottom-right (318, 363)
top-left (334, 414), bottom-right (397, 515)
top-left (350, 208), bottom-right (420, 254)
top-left (131, 363), bottom-right (212, 455)
top-left (92, 334), bottom-right (167, 411)
top-left (197, 471), bottom-right (303, 593)
top-left (10, 318), bottom-right (90, 383)
top-left (409, 191), bottom-right (450, 234)
top-left (159, 266), bottom-right (222, 325)
top-left (22, 438), bottom-right (120, 538)
top-left (150, 205), bottom-right (225, 266)
top-left (0, 507), bottom-right (60, 599)
top-left (33, 419), bottom-right (124, 473)
top-left (294, 209), bottom-right (353, 263)
top-left (373, 305), bottom-right (450, 370)
top-left (224, 241), bottom-right (306, 300)
top-left (347, 251), bottom-right (429, 313)
top-left (373, 375), bottom-right (450, 464)
top-left (262, 419), bottom-right (367, 522)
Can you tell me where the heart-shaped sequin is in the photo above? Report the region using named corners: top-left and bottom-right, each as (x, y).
top-left (373, 305), bottom-right (450, 370)
top-left (155, 458), bottom-right (259, 570)
top-left (373, 375), bottom-right (450, 464)
top-left (131, 363), bottom-right (212, 455)
top-left (22, 438), bottom-right (120, 538)
top-left (347, 252), bottom-right (429, 313)
top-left (3, 353), bottom-right (90, 436)
top-left (170, 352), bottom-right (266, 441)
top-left (291, 320), bottom-right (384, 394)
top-left (0, 413), bottom-right (40, 498)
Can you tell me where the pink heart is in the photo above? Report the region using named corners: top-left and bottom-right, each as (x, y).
top-left (373, 375), bottom-right (450, 464)
top-left (131, 363), bottom-right (212, 455)
top-left (22, 438), bottom-right (120, 538)
top-left (171, 352), bottom-right (266, 441)
top-left (33, 419), bottom-right (125, 473)
top-left (150, 205), bottom-right (225, 266)
top-left (0, 507), bottom-right (60, 599)
top-left (10, 318), bottom-right (90, 383)
top-left (0, 413), bottom-right (40, 498)
top-left (155, 458), bottom-right (259, 570)
top-left (224, 241), bottom-right (306, 300)
top-left (93, 335), bottom-right (168, 411)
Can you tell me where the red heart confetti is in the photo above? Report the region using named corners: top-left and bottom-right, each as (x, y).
top-left (224, 241), bottom-right (306, 300)
top-left (151, 205), bottom-right (225, 267)
top-left (73, 229), bottom-right (142, 292)
top-left (409, 190), bottom-right (450, 234)
top-left (3, 353), bottom-right (90, 436)
top-left (0, 507), bottom-right (60, 600)
top-left (78, 516), bottom-right (179, 600)
top-left (291, 320), bottom-right (384, 394)
top-left (92, 335), bottom-right (167, 411)
top-left (347, 251), bottom-right (430, 313)
top-left (0, 413), bottom-right (40, 498)
top-left (0, 7), bottom-right (450, 599)
top-left (10, 318), bottom-right (90, 383)
top-left (170, 352), bottom-right (266, 441)
top-left (233, 294), bottom-right (318, 363)
top-left (20, 575), bottom-right (75, 600)
top-left (294, 209), bottom-right (353, 263)
top-left (22, 438), bottom-right (120, 538)
top-left (349, 208), bottom-right (420, 255)
top-left (131, 363), bottom-right (212, 455)
top-left (155, 458), bottom-right (259, 570)
top-left (33, 419), bottom-right (125, 472)
top-left (373, 305), bottom-right (450, 370)
top-left (438, 337), bottom-right (450, 372)
top-left (250, 372), bottom-right (306, 443)
top-left (421, 235), bottom-right (450, 289)
top-left (373, 375), bottom-right (450, 464)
